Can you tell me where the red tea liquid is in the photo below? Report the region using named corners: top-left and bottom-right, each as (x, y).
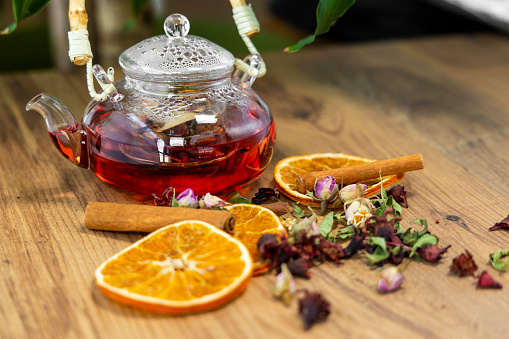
top-left (50, 106), bottom-right (275, 198)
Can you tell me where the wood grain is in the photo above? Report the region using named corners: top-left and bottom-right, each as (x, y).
top-left (3, 33), bottom-right (509, 338)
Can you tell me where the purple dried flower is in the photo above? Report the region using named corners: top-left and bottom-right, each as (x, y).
top-left (176, 188), bottom-right (198, 207)
top-left (314, 176), bottom-right (337, 200)
top-left (378, 266), bottom-right (404, 293)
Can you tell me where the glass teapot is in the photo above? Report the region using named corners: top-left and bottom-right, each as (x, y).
top-left (26, 14), bottom-right (275, 198)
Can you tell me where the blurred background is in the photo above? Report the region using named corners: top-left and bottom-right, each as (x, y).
top-left (0, 0), bottom-right (502, 73)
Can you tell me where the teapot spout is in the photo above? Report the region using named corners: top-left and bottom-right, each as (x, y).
top-left (26, 93), bottom-right (89, 168)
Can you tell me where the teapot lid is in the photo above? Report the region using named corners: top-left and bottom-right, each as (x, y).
top-left (119, 14), bottom-right (235, 82)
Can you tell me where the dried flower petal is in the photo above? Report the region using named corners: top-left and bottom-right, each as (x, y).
top-left (152, 187), bottom-right (174, 206)
top-left (270, 263), bottom-right (296, 304)
top-left (176, 188), bottom-right (198, 207)
top-left (450, 250), bottom-right (478, 277)
top-left (418, 244), bottom-right (452, 263)
top-left (257, 233), bottom-right (281, 268)
top-left (378, 266), bottom-right (404, 293)
top-left (489, 215), bottom-right (509, 231)
top-left (286, 258), bottom-right (313, 278)
top-left (476, 271), bottom-right (502, 289)
top-left (298, 290), bottom-right (331, 330)
top-left (343, 227), bottom-right (366, 258)
top-left (388, 185), bottom-right (408, 208)
top-left (317, 240), bottom-right (345, 264)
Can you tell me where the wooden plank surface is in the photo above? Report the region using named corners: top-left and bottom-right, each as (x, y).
top-left (2, 33), bottom-right (509, 338)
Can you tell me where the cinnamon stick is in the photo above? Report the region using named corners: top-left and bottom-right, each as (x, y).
top-left (261, 202), bottom-right (292, 216)
top-left (84, 202), bottom-right (235, 234)
top-left (295, 154), bottom-right (424, 194)
top-left (69, 0), bottom-right (89, 65)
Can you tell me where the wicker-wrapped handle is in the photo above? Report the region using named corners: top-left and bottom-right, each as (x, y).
top-left (229, 0), bottom-right (259, 38)
top-left (68, 0), bottom-right (90, 66)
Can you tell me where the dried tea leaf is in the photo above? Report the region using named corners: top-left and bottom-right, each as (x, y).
top-left (489, 249), bottom-right (509, 272)
top-left (336, 225), bottom-right (355, 240)
top-left (292, 203), bottom-right (307, 218)
top-left (226, 192), bottom-right (251, 204)
top-left (318, 212), bottom-right (334, 238)
top-left (365, 237), bottom-right (389, 264)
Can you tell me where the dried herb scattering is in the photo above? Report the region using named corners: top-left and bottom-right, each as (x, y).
top-left (298, 290), bottom-right (331, 330)
top-left (476, 271), bottom-right (503, 289)
top-left (153, 187), bottom-right (175, 206)
top-left (257, 231), bottom-right (347, 278)
top-left (489, 215), bottom-right (509, 232)
top-left (251, 188), bottom-right (280, 205)
top-left (364, 208), bottom-right (402, 242)
top-left (450, 250), bottom-right (478, 277)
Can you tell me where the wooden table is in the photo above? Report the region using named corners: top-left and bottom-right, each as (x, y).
top-left (3, 33), bottom-right (509, 338)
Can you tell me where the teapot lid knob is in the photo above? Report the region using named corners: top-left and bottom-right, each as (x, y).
top-left (164, 14), bottom-right (190, 38)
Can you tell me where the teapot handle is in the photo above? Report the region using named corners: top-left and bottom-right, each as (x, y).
top-left (229, 0), bottom-right (267, 80)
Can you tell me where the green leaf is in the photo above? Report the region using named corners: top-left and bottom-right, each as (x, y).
top-left (489, 249), bottom-right (509, 271)
top-left (3, 0), bottom-right (51, 34)
top-left (409, 233), bottom-right (438, 258)
top-left (336, 225), bottom-right (355, 240)
top-left (390, 196), bottom-right (402, 216)
top-left (292, 203), bottom-right (306, 218)
top-left (285, 0), bottom-right (355, 52)
top-left (226, 192), bottom-right (251, 204)
top-left (402, 219), bottom-right (430, 246)
top-left (319, 212), bottom-right (334, 237)
top-left (171, 190), bottom-right (179, 207)
top-left (365, 237), bottom-right (389, 264)
top-left (374, 180), bottom-right (388, 217)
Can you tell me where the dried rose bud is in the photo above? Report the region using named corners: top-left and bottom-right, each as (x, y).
top-left (176, 188), bottom-right (198, 207)
top-left (270, 263), bottom-right (296, 305)
top-left (339, 184), bottom-right (367, 204)
top-left (378, 266), bottom-right (403, 293)
top-left (199, 192), bottom-right (228, 209)
top-left (314, 176), bottom-right (338, 201)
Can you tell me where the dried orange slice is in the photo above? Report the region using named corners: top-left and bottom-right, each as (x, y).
top-left (274, 153), bottom-right (404, 206)
top-left (95, 220), bottom-right (253, 314)
top-left (224, 204), bottom-right (287, 275)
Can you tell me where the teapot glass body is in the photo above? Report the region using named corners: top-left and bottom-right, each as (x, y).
top-left (67, 76), bottom-right (275, 198)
